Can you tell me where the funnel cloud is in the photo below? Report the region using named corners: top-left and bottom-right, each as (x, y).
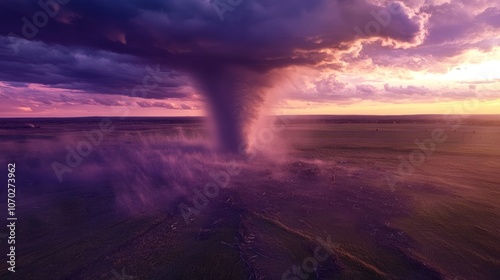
top-left (0, 0), bottom-right (426, 150)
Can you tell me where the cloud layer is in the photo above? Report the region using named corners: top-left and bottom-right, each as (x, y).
top-left (0, 0), bottom-right (499, 136)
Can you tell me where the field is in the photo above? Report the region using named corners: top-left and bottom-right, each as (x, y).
top-left (0, 116), bottom-right (499, 279)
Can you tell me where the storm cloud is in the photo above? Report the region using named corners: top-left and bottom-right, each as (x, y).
top-left (1, 0), bottom-right (498, 149)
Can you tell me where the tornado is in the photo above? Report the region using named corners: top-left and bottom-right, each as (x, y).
top-left (191, 65), bottom-right (271, 153)
top-left (0, 0), bottom-right (426, 153)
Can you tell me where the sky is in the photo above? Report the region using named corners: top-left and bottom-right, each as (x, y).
top-left (0, 0), bottom-right (499, 118)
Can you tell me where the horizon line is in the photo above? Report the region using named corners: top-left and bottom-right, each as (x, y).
top-left (1, 113), bottom-right (500, 119)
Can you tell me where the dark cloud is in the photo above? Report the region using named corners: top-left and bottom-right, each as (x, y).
top-left (4, 0), bottom-right (493, 150)
top-left (0, 0), bottom-right (425, 74)
top-left (0, 36), bottom-right (192, 100)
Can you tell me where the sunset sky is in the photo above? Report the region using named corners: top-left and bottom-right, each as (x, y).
top-left (0, 0), bottom-right (499, 117)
